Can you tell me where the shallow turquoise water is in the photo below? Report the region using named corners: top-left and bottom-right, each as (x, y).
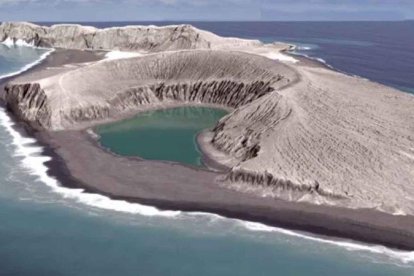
top-left (0, 37), bottom-right (413, 276)
top-left (96, 106), bottom-right (227, 166)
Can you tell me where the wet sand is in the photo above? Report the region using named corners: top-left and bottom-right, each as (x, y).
top-left (2, 50), bottom-right (414, 251)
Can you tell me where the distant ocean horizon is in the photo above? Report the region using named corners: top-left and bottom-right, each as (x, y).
top-left (0, 21), bottom-right (413, 276)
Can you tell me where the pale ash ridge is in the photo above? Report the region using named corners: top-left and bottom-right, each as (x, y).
top-left (0, 22), bottom-right (265, 52)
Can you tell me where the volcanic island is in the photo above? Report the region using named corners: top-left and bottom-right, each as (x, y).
top-left (1, 22), bottom-right (413, 250)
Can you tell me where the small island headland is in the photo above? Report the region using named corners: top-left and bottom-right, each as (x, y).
top-left (1, 22), bottom-right (414, 250)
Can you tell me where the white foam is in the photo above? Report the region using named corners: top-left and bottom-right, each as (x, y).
top-left (2, 37), bottom-right (36, 47)
top-left (258, 51), bottom-right (298, 63)
top-left (0, 108), bottom-right (180, 218)
top-left (1, 37), bottom-right (52, 50)
top-left (316, 57), bottom-right (328, 65)
top-left (103, 50), bottom-right (144, 61)
top-left (291, 51), bottom-right (336, 69)
top-left (295, 44), bottom-right (319, 51)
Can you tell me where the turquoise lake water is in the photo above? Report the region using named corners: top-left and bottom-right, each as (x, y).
top-left (96, 106), bottom-right (227, 166)
top-left (0, 26), bottom-right (414, 275)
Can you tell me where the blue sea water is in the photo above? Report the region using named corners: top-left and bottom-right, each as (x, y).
top-left (0, 22), bottom-right (414, 276)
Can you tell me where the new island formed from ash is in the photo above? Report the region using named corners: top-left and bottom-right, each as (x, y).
top-left (1, 22), bottom-right (413, 250)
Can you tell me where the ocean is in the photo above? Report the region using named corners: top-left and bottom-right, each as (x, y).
top-left (0, 22), bottom-right (413, 275)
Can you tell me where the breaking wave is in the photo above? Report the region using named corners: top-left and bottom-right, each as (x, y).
top-left (0, 108), bottom-right (180, 217)
top-left (2, 37), bottom-right (37, 47)
top-left (0, 38), bottom-right (54, 79)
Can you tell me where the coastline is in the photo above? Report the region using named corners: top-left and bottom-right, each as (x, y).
top-left (1, 49), bottom-right (414, 253)
top-left (33, 130), bottom-right (414, 251)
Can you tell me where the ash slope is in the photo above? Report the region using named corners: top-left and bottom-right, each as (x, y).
top-left (214, 65), bottom-right (414, 215)
top-left (1, 22), bottom-right (413, 217)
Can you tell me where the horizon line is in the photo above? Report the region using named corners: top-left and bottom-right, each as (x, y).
top-left (3, 19), bottom-right (412, 23)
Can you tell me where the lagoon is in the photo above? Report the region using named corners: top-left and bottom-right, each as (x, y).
top-left (96, 106), bottom-right (227, 166)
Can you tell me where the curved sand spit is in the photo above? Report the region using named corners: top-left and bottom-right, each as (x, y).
top-left (1, 22), bottom-right (414, 217)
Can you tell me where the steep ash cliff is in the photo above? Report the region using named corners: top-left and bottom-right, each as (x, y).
top-left (0, 22), bottom-right (263, 52)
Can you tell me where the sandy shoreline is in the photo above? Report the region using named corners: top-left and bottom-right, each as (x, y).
top-left (1, 49), bottom-right (414, 251)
